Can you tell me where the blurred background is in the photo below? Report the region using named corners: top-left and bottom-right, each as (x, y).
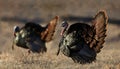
top-left (0, 0), bottom-right (120, 69)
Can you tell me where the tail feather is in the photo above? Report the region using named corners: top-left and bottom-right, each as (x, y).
top-left (41, 16), bottom-right (59, 42)
top-left (91, 10), bottom-right (108, 53)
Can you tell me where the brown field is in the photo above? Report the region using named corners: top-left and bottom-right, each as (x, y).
top-left (0, 0), bottom-right (120, 69)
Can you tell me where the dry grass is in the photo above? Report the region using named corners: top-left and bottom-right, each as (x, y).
top-left (0, 0), bottom-right (120, 69)
top-left (0, 49), bottom-right (119, 69)
top-left (0, 20), bottom-right (120, 69)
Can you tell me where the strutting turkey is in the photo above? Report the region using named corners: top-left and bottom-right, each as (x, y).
top-left (57, 10), bottom-right (108, 64)
top-left (12, 16), bottom-right (59, 53)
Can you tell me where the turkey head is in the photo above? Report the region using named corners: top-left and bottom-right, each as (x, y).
top-left (57, 10), bottom-right (108, 64)
top-left (12, 16), bottom-right (59, 53)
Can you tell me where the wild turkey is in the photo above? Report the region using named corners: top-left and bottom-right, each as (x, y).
top-left (12, 16), bottom-right (59, 53)
top-left (57, 10), bottom-right (108, 64)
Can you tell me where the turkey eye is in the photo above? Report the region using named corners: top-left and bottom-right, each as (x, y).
top-left (65, 40), bottom-right (67, 43)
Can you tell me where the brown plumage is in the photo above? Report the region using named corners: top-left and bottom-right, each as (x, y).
top-left (57, 10), bottom-right (108, 64)
top-left (41, 16), bottom-right (59, 42)
top-left (91, 11), bottom-right (108, 53)
top-left (12, 16), bottom-right (59, 53)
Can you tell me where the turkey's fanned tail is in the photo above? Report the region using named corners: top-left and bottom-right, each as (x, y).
top-left (41, 16), bottom-right (59, 42)
top-left (91, 10), bottom-right (108, 53)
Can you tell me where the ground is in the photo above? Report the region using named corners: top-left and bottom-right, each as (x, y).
top-left (0, 0), bottom-right (120, 69)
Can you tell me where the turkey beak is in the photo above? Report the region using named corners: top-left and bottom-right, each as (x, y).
top-left (13, 26), bottom-right (20, 37)
top-left (60, 21), bottom-right (68, 36)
